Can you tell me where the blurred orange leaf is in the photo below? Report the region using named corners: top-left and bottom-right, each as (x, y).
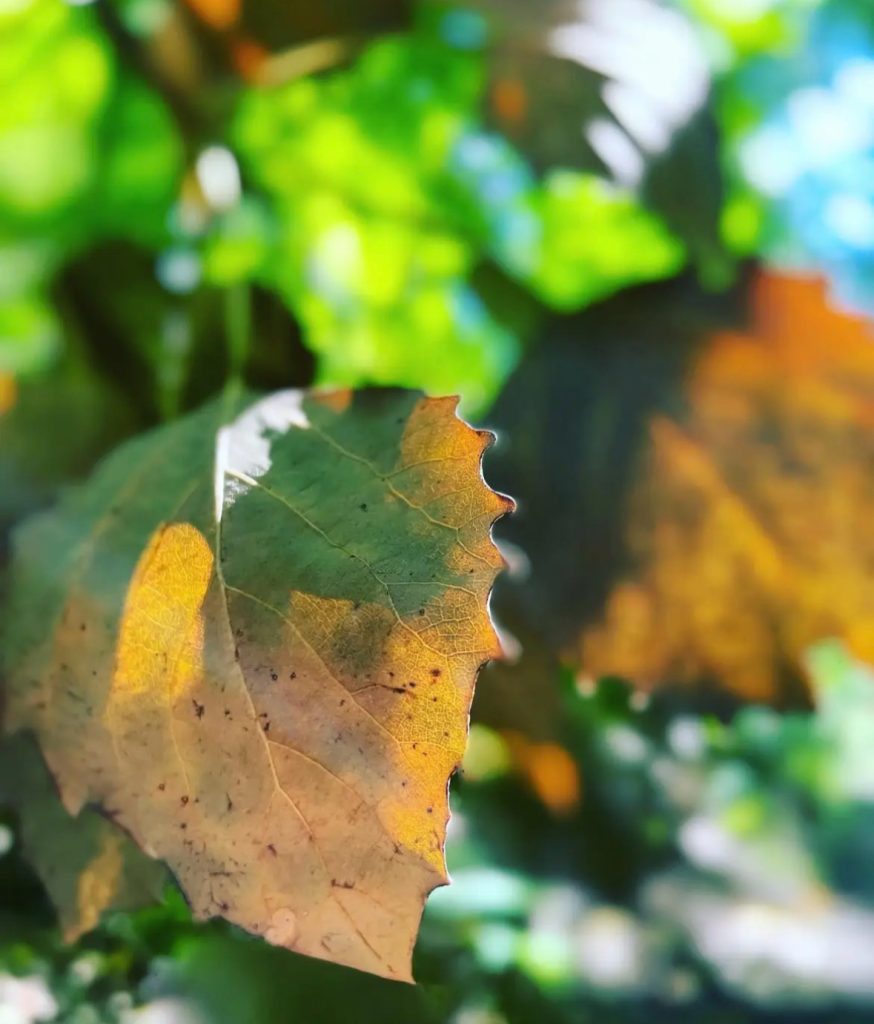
top-left (579, 274), bottom-right (874, 702)
top-left (503, 731), bottom-right (581, 816)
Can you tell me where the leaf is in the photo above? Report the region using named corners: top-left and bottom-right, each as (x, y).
top-left (474, 0), bottom-right (726, 268)
top-left (483, 277), bottom-right (706, 644)
top-left (0, 733), bottom-right (166, 940)
top-left (478, 272), bottom-right (874, 731)
top-left (577, 273), bottom-right (874, 702)
top-left (3, 388), bottom-right (511, 980)
top-left (473, 278), bottom-right (706, 745)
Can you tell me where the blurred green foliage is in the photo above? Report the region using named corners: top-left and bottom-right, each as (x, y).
top-left (0, 0), bottom-right (182, 377)
top-left (228, 40), bottom-right (683, 408)
top-left (1, 0), bottom-right (686, 410)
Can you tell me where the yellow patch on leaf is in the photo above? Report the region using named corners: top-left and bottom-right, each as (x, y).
top-left (73, 827), bottom-right (126, 939)
top-left (111, 523), bottom-right (212, 702)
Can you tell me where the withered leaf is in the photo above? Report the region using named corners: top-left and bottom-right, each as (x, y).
top-left (579, 274), bottom-right (874, 702)
top-left (479, 273), bottom-right (873, 734)
top-left (3, 388), bottom-right (511, 980)
top-left (0, 733), bottom-right (166, 940)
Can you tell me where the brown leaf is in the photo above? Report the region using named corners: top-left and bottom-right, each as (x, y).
top-left (3, 388), bottom-right (511, 980)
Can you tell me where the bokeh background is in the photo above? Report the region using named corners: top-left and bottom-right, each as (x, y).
top-left (2, 0), bottom-right (874, 1021)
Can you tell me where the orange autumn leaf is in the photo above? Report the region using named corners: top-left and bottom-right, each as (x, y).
top-left (3, 388), bottom-right (512, 981)
top-left (578, 273), bottom-right (874, 702)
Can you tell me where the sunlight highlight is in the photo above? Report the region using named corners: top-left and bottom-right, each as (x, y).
top-left (110, 523), bottom-right (213, 703)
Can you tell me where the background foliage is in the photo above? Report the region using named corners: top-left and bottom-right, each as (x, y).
top-left (2, 0), bottom-right (874, 1020)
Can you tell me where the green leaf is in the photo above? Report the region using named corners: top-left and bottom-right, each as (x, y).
top-left (0, 733), bottom-right (166, 940)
